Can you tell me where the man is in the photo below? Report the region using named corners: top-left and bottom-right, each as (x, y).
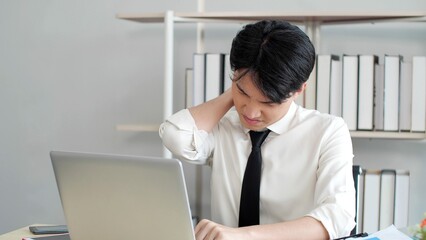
top-left (159, 20), bottom-right (355, 239)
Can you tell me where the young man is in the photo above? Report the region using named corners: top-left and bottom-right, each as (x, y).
top-left (159, 20), bottom-right (355, 239)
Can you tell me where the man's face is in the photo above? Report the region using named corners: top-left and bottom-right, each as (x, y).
top-left (231, 70), bottom-right (296, 131)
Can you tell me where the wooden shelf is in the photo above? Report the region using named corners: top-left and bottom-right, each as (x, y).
top-left (350, 131), bottom-right (425, 139)
top-left (116, 124), bottom-right (160, 132)
top-left (116, 11), bottom-right (426, 24)
top-left (116, 124), bottom-right (425, 139)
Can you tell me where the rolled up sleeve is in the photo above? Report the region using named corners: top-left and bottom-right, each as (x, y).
top-left (306, 118), bottom-right (356, 239)
top-left (159, 109), bottom-right (212, 165)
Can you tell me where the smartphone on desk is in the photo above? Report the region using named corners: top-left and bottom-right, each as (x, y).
top-left (29, 225), bottom-right (68, 235)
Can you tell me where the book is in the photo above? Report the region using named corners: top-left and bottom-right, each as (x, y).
top-left (304, 64), bottom-right (317, 109)
top-left (205, 53), bottom-right (224, 101)
top-left (192, 53), bottom-right (206, 106)
top-left (358, 225), bottom-right (412, 240)
top-left (358, 55), bottom-right (378, 130)
top-left (393, 170), bottom-right (410, 229)
top-left (342, 55), bottom-right (359, 131)
top-left (329, 57), bottom-right (343, 117)
top-left (223, 53), bottom-right (232, 91)
top-left (374, 63), bottom-right (385, 131)
top-left (185, 68), bottom-right (194, 108)
top-left (383, 55), bottom-right (402, 131)
top-left (378, 169), bottom-right (396, 230)
top-left (357, 169), bottom-right (365, 233)
top-left (362, 170), bottom-right (380, 234)
top-left (23, 234), bottom-right (70, 240)
top-left (316, 54), bottom-right (339, 114)
top-left (352, 165), bottom-right (364, 234)
top-left (399, 60), bottom-right (413, 132)
top-left (411, 56), bottom-right (426, 132)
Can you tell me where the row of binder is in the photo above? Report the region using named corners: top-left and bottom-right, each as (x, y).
top-left (310, 54), bottom-right (426, 132)
top-left (353, 167), bottom-right (410, 234)
top-left (185, 53), bottom-right (231, 108)
top-left (184, 53), bottom-right (426, 133)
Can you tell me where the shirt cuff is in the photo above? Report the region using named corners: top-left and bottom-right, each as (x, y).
top-left (306, 202), bottom-right (356, 239)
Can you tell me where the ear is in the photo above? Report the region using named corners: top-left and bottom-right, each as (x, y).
top-left (292, 82), bottom-right (307, 98)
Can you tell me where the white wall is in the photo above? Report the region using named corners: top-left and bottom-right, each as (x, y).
top-left (1, 0), bottom-right (425, 234)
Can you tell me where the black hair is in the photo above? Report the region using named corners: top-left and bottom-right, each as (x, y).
top-left (230, 20), bottom-right (316, 103)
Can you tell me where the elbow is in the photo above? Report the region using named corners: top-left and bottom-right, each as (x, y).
top-left (159, 122), bottom-right (186, 156)
top-left (159, 122), bottom-right (208, 164)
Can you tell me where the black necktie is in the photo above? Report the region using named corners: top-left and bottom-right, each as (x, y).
top-left (238, 129), bottom-right (271, 227)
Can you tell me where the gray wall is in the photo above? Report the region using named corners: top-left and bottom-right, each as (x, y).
top-left (1, 0), bottom-right (425, 234)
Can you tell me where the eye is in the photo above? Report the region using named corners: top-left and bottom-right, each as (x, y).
top-left (263, 101), bottom-right (278, 107)
top-left (239, 88), bottom-right (248, 96)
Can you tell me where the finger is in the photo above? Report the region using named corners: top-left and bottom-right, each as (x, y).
top-left (206, 227), bottom-right (218, 240)
top-left (195, 219), bottom-right (212, 240)
top-left (194, 219), bottom-right (209, 235)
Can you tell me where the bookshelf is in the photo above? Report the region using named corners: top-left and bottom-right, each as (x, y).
top-left (116, 11), bottom-right (426, 24)
top-left (115, 10), bottom-right (426, 140)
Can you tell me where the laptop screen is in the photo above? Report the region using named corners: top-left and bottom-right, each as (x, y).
top-left (50, 151), bottom-right (195, 240)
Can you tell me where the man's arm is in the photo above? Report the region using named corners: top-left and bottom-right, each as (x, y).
top-left (195, 216), bottom-right (329, 240)
top-left (159, 89), bottom-right (233, 162)
top-left (189, 88), bottom-right (234, 132)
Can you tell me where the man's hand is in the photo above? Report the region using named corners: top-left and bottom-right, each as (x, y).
top-left (189, 88), bottom-right (234, 132)
top-left (194, 219), bottom-right (250, 240)
top-left (193, 216), bottom-right (329, 240)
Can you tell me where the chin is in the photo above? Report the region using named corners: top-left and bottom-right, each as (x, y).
top-left (241, 122), bottom-right (266, 131)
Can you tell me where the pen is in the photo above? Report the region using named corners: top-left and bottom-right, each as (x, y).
top-left (334, 232), bottom-right (368, 240)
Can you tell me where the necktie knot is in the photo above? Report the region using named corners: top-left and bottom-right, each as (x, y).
top-left (249, 130), bottom-right (271, 149)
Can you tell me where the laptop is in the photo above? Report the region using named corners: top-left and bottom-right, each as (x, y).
top-left (50, 151), bottom-right (196, 240)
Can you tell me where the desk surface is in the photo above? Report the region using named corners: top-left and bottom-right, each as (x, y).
top-left (0, 225), bottom-right (59, 240)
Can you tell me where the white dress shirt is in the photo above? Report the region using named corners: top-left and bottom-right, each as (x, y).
top-left (159, 102), bottom-right (356, 239)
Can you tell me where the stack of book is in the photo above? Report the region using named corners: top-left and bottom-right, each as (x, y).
top-left (310, 54), bottom-right (426, 132)
top-left (354, 168), bottom-right (410, 234)
top-left (185, 53), bottom-right (232, 108)
top-left (184, 53), bottom-right (426, 133)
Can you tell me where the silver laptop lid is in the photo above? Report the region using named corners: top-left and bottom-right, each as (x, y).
top-left (50, 151), bottom-right (195, 240)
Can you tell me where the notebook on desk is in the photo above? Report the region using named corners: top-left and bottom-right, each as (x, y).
top-left (50, 151), bottom-right (196, 240)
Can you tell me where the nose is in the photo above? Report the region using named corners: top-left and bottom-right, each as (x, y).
top-left (243, 101), bottom-right (261, 119)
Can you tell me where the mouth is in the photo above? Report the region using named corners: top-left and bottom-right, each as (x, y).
top-left (243, 115), bottom-right (261, 126)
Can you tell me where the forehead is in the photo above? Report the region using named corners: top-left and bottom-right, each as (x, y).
top-left (235, 74), bottom-right (272, 103)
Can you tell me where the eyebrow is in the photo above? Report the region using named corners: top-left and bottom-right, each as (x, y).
top-left (235, 82), bottom-right (248, 96)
